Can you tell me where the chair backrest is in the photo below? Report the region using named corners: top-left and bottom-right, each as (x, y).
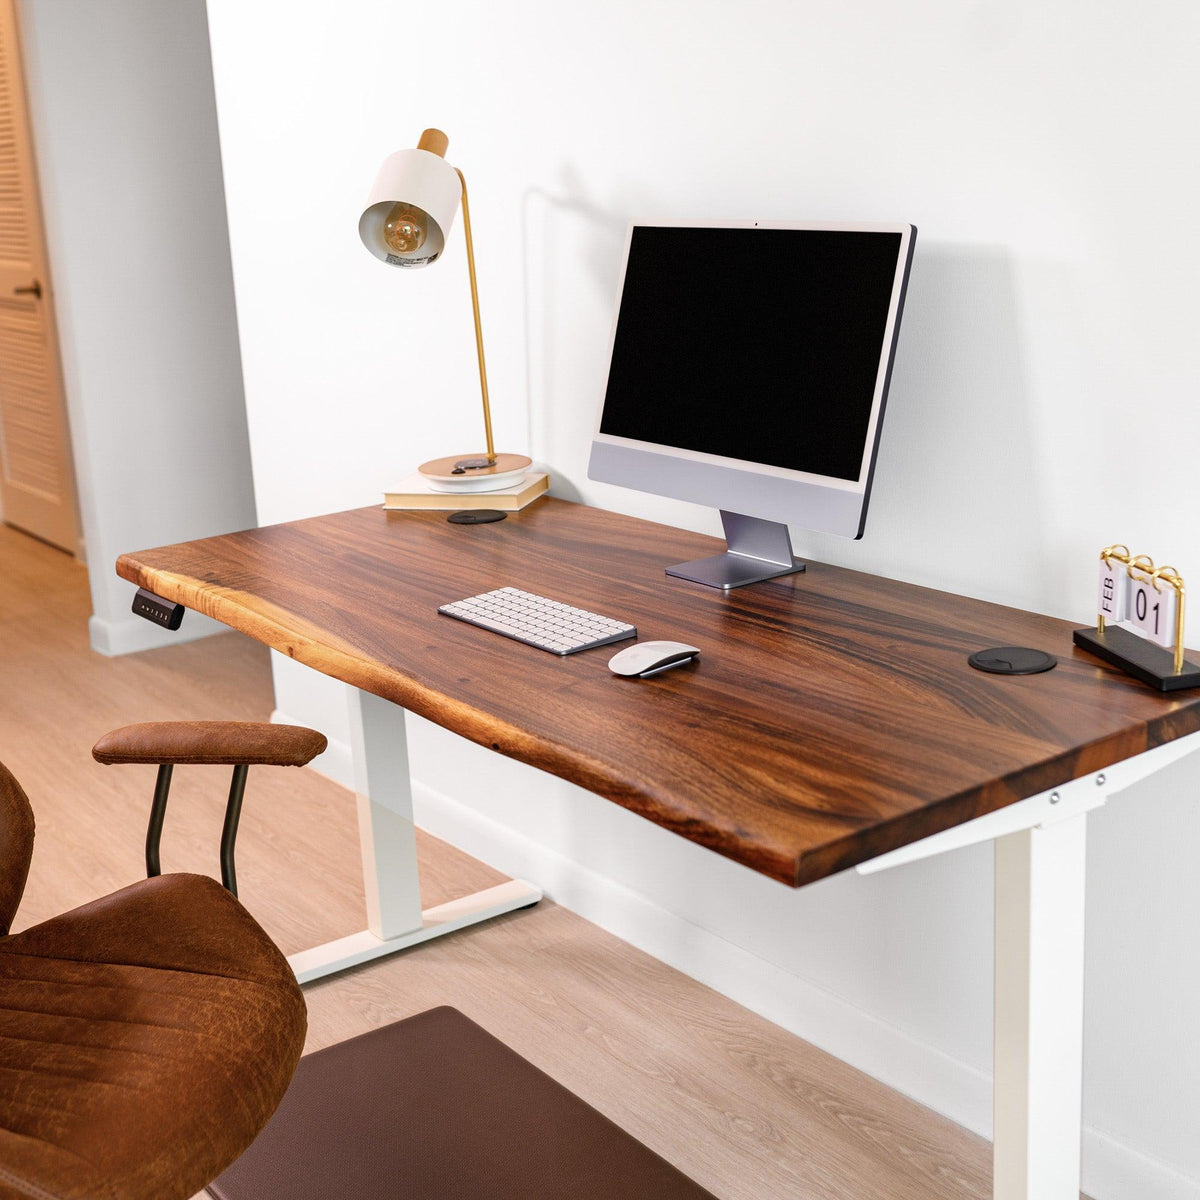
top-left (0, 760), bottom-right (34, 935)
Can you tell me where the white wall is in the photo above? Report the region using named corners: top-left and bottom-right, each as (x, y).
top-left (206, 3), bottom-right (1200, 1196)
top-left (19, 0), bottom-right (255, 654)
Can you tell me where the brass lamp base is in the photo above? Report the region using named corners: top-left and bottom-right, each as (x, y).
top-left (419, 452), bottom-right (532, 494)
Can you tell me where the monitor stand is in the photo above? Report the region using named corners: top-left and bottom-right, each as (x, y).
top-left (666, 511), bottom-right (807, 590)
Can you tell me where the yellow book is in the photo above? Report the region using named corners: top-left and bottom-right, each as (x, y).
top-left (383, 471), bottom-right (549, 512)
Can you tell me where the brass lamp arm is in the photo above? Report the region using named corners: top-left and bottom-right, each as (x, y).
top-left (454, 167), bottom-right (496, 464)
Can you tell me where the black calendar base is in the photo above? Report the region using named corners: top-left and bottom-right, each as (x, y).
top-left (1073, 625), bottom-right (1200, 692)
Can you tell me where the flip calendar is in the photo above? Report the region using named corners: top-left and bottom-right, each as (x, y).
top-left (1074, 544), bottom-right (1196, 691)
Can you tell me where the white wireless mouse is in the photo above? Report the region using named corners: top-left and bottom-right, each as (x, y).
top-left (608, 640), bottom-right (701, 678)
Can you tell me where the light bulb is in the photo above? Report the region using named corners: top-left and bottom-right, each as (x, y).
top-left (382, 203), bottom-right (428, 255)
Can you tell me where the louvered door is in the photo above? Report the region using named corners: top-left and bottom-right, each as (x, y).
top-left (0, 0), bottom-right (79, 553)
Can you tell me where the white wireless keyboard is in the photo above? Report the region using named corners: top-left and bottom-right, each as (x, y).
top-left (438, 587), bottom-right (637, 656)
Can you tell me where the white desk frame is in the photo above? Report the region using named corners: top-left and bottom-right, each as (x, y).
top-left (857, 728), bottom-right (1200, 1200)
top-left (287, 690), bottom-right (541, 984)
top-left (287, 686), bottom-right (1197, 1200)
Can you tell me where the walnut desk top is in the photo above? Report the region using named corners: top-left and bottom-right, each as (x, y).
top-left (117, 498), bottom-right (1200, 888)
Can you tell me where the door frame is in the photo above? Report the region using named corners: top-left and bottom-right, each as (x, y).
top-left (0, 0), bottom-right (81, 556)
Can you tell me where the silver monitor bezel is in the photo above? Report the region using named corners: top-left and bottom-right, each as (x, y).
top-left (587, 219), bottom-right (915, 538)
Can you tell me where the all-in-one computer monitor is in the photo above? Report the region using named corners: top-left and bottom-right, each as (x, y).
top-left (588, 221), bottom-right (916, 589)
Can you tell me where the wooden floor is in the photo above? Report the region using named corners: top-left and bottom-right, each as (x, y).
top-left (0, 523), bottom-right (1000, 1199)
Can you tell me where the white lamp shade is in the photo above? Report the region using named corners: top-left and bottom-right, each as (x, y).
top-left (358, 147), bottom-right (462, 268)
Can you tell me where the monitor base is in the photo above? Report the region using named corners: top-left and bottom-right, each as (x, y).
top-left (666, 512), bottom-right (807, 591)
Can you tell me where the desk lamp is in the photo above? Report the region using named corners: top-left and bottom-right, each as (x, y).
top-left (358, 129), bottom-right (530, 493)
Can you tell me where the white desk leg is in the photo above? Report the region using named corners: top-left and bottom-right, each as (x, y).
top-left (347, 685), bottom-right (423, 940)
top-left (287, 688), bottom-right (542, 984)
top-left (993, 812), bottom-right (1088, 1200)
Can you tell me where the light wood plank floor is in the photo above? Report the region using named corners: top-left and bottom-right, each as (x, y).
top-left (1, 523), bottom-right (1002, 1199)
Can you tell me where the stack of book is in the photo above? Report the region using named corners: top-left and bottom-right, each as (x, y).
top-left (383, 471), bottom-right (549, 512)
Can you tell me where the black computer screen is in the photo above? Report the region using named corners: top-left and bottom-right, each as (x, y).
top-left (599, 226), bottom-right (904, 482)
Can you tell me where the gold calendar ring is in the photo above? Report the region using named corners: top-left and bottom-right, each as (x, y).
top-left (1127, 554), bottom-right (1156, 584)
top-left (1156, 566), bottom-right (1185, 594)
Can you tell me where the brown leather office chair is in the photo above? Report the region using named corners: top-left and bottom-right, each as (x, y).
top-left (77, 725), bottom-right (716, 1200)
top-left (0, 722), bottom-right (320, 1200)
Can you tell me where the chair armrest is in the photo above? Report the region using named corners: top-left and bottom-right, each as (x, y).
top-left (92, 722), bottom-right (327, 768)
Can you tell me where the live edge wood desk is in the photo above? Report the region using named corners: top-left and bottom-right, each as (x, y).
top-left (118, 498), bottom-right (1200, 1200)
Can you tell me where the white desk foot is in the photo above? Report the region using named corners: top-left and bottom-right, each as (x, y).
top-left (287, 689), bottom-right (541, 985)
top-left (993, 813), bottom-right (1087, 1200)
top-left (289, 878), bottom-right (542, 984)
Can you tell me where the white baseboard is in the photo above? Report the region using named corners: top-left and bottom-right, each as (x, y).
top-left (1085, 1131), bottom-right (1200, 1200)
top-left (291, 724), bottom-right (1199, 1200)
top-left (88, 610), bottom-right (228, 656)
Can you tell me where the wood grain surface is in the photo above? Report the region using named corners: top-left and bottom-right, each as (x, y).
top-left (3, 525), bottom-right (1019, 1200)
top-left (116, 498), bottom-right (1200, 888)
